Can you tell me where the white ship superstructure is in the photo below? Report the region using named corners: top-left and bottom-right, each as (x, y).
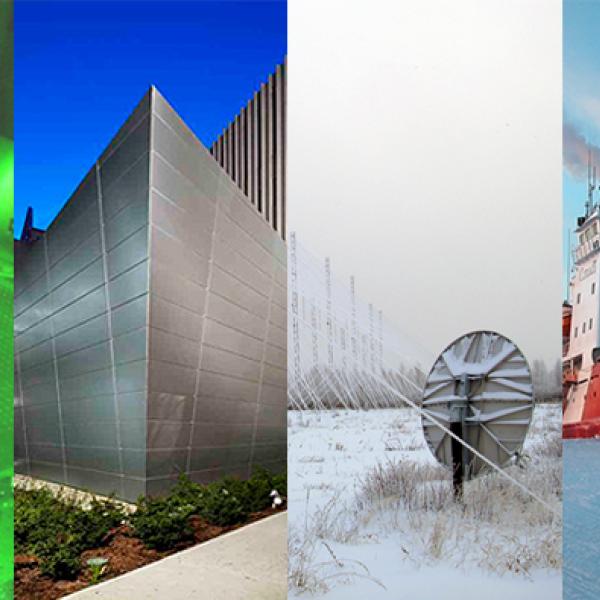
top-left (563, 159), bottom-right (600, 436)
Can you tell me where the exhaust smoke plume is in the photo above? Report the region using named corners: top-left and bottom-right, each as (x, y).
top-left (564, 122), bottom-right (600, 181)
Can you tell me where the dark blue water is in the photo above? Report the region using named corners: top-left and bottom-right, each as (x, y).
top-left (564, 439), bottom-right (600, 599)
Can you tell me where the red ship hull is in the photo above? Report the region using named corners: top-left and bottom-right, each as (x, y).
top-left (563, 418), bottom-right (600, 439)
top-left (563, 362), bottom-right (600, 438)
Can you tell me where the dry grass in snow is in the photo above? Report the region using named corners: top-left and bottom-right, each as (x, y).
top-left (288, 404), bottom-right (562, 597)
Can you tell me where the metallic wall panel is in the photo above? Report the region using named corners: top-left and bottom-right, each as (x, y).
top-left (50, 259), bottom-right (104, 313)
top-left (57, 341), bottom-right (112, 380)
top-left (54, 314), bottom-right (109, 358)
top-left (47, 230), bottom-right (102, 291)
top-left (118, 417), bottom-right (146, 450)
top-left (150, 192), bottom-right (213, 258)
top-left (15, 318), bottom-right (52, 352)
top-left (108, 261), bottom-right (149, 309)
top-left (99, 115), bottom-right (150, 189)
top-left (197, 370), bottom-right (259, 404)
top-left (149, 327), bottom-right (200, 369)
top-left (101, 153), bottom-right (150, 220)
top-left (61, 394), bottom-right (117, 423)
top-left (113, 327), bottom-right (147, 365)
top-left (148, 359), bottom-right (196, 397)
top-left (149, 295), bottom-right (203, 342)
top-left (64, 447), bottom-right (122, 475)
top-left (52, 288), bottom-right (107, 336)
top-left (147, 448), bottom-right (188, 478)
top-left (148, 87), bottom-right (286, 491)
top-left (150, 227), bottom-right (209, 288)
top-left (111, 296), bottom-right (147, 338)
top-left (15, 243), bottom-right (46, 297)
top-left (15, 89), bottom-right (152, 500)
top-left (203, 318), bottom-right (263, 360)
top-left (147, 391), bottom-right (193, 422)
top-left (212, 236), bottom-right (272, 295)
top-left (46, 175), bottom-right (99, 267)
top-left (106, 227), bottom-right (148, 280)
top-left (99, 90), bottom-right (151, 163)
top-left (150, 260), bottom-right (206, 316)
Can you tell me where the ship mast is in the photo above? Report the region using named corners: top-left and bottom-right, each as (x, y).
top-left (586, 148), bottom-right (597, 217)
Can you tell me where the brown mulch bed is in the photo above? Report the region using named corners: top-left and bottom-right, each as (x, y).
top-left (15, 507), bottom-right (279, 600)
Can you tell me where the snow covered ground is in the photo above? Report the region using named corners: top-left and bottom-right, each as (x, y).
top-left (288, 404), bottom-right (562, 599)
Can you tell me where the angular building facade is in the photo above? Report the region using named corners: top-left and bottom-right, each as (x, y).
top-left (14, 82), bottom-right (286, 500)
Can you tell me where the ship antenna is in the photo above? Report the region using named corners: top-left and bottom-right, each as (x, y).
top-left (567, 228), bottom-right (571, 301)
top-left (586, 149), bottom-right (591, 216)
top-left (587, 148), bottom-right (596, 215)
top-left (594, 164), bottom-right (597, 211)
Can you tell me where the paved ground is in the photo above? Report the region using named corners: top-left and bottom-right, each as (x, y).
top-left (64, 512), bottom-right (287, 600)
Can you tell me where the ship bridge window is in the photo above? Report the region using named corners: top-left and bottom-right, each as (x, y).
top-left (593, 283), bottom-right (597, 295)
top-left (584, 225), bottom-right (598, 241)
top-left (583, 322), bottom-right (587, 334)
top-left (590, 318), bottom-right (594, 331)
top-left (577, 293), bottom-right (582, 304)
top-left (575, 327), bottom-right (579, 338)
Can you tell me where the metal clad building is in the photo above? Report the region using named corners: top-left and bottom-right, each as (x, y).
top-left (14, 83), bottom-right (286, 500)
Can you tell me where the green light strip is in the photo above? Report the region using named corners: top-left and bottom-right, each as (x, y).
top-left (0, 137), bottom-right (12, 600)
top-left (0, 136), bottom-right (13, 600)
top-left (0, 0), bottom-right (14, 596)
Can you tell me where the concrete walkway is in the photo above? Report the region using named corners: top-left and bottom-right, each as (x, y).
top-left (64, 513), bottom-right (287, 600)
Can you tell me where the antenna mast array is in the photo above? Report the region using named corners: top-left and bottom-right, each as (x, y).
top-left (288, 234), bottom-right (431, 411)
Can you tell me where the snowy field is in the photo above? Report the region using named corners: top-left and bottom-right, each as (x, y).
top-left (288, 403), bottom-right (562, 599)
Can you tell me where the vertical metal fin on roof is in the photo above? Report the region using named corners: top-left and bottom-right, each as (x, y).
top-left (210, 61), bottom-right (287, 240)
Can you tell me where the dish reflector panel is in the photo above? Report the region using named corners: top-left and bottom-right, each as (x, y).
top-left (421, 331), bottom-right (534, 479)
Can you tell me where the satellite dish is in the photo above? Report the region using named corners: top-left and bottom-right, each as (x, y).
top-left (421, 331), bottom-right (534, 494)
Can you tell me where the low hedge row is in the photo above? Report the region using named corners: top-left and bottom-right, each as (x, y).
top-left (15, 467), bottom-right (286, 580)
top-left (15, 488), bottom-right (124, 580)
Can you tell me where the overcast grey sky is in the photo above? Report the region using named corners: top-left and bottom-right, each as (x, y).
top-left (288, 0), bottom-right (561, 367)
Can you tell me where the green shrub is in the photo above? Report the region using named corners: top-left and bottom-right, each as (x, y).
top-left (270, 471), bottom-right (287, 497)
top-left (198, 483), bottom-right (248, 526)
top-left (14, 468), bottom-right (287, 573)
top-left (169, 473), bottom-right (205, 508)
top-left (78, 496), bottom-right (125, 547)
top-left (130, 496), bottom-right (194, 550)
top-left (14, 487), bottom-right (125, 580)
top-left (167, 474), bottom-right (248, 527)
top-left (179, 468), bottom-right (287, 523)
top-left (36, 537), bottom-right (82, 580)
top-left (15, 487), bottom-right (58, 554)
top-left (244, 468), bottom-right (276, 512)
top-left (239, 467), bottom-right (287, 512)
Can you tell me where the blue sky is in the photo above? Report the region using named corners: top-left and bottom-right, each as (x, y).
top-left (15, 0), bottom-right (286, 234)
top-left (564, 0), bottom-right (600, 297)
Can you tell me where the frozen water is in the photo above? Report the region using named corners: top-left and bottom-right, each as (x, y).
top-left (564, 439), bottom-right (600, 600)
